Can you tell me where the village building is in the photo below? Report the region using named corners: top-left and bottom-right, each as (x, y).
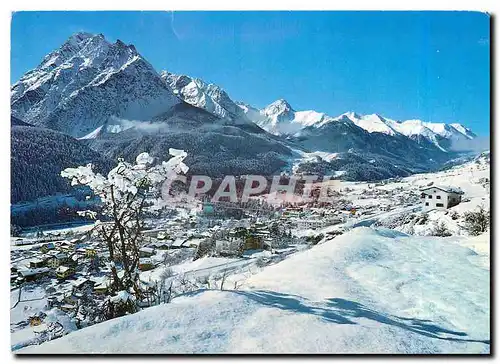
top-left (91, 276), bottom-right (112, 295)
top-left (59, 303), bottom-right (76, 313)
top-left (29, 312), bottom-right (47, 327)
top-left (282, 207), bottom-right (303, 218)
top-left (215, 239), bottom-right (240, 256)
top-left (93, 282), bottom-right (109, 295)
top-left (138, 258), bottom-right (154, 271)
top-left (11, 273), bottom-right (18, 283)
top-left (147, 241), bottom-right (171, 250)
top-left (182, 237), bottom-right (206, 249)
top-left (75, 247), bottom-right (87, 254)
top-left (85, 247), bottom-right (97, 258)
top-left (72, 277), bottom-right (95, 294)
top-left (69, 252), bottom-right (83, 266)
top-left (55, 265), bottom-right (75, 280)
top-left (155, 231), bottom-right (170, 240)
top-left (47, 295), bottom-right (63, 308)
top-left (170, 238), bottom-right (187, 250)
top-left (139, 247), bottom-right (156, 258)
top-left (40, 242), bottom-right (55, 253)
top-left (47, 252), bottom-right (69, 268)
top-left (29, 258), bottom-right (47, 269)
top-left (60, 240), bottom-right (80, 252)
top-left (420, 185), bottom-right (464, 209)
top-left (69, 238), bottom-right (81, 245)
top-left (17, 267), bottom-right (51, 282)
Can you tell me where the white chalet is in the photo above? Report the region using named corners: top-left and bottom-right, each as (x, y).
top-left (420, 185), bottom-right (464, 210)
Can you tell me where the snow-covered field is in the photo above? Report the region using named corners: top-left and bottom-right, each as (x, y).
top-left (10, 285), bottom-right (77, 351)
top-left (20, 226), bottom-right (489, 354)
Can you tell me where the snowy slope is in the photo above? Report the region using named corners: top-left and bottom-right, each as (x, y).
top-left (11, 33), bottom-right (181, 137)
top-left (348, 114), bottom-right (399, 136)
top-left (450, 123), bottom-right (476, 139)
top-left (161, 71), bottom-right (249, 124)
top-left (21, 227), bottom-right (489, 354)
top-left (423, 122), bottom-right (476, 140)
top-left (332, 152), bottom-right (490, 238)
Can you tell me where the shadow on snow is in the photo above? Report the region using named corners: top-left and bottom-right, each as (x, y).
top-left (227, 290), bottom-right (490, 346)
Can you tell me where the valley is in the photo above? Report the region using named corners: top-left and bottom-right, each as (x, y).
top-left (10, 151), bottom-right (490, 353)
top-left (10, 30), bottom-right (490, 355)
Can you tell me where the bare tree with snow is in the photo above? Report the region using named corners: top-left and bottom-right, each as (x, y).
top-left (61, 149), bottom-right (189, 307)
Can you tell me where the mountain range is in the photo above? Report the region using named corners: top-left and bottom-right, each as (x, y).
top-left (11, 32), bottom-right (480, 209)
top-left (237, 99), bottom-right (475, 146)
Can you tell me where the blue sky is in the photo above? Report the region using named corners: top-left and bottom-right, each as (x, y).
top-left (11, 11), bottom-right (490, 135)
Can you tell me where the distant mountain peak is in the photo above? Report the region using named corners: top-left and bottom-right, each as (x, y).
top-left (67, 31), bottom-right (103, 43)
top-left (341, 111), bottom-right (361, 120)
top-left (264, 99), bottom-right (294, 114)
top-left (261, 99), bottom-right (296, 129)
top-left (237, 99), bottom-right (476, 151)
top-left (161, 71), bottom-right (249, 123)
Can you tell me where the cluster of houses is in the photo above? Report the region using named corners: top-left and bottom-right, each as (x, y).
top-left (11, 239), bottom-right (100, 285)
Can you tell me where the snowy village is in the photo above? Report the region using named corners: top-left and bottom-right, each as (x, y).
top-left (10, 149), bottom-right (490, 353)
top-left (10, 11), bottom-right (490, 355)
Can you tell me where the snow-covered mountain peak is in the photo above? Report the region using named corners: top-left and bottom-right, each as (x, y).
top-left (39, 32), bottom-right (111, 70)
top-left (346, 113), bottom-right (399, 136)
top-left (339, 111), bottom-right (361, 120)
top-left (237, 96), bottom-right (476, 150)
top-left (395, 119), bottom-right (475, 146)
top-left (397, 119), bottom-right (433, 135)
top-left (262, 99), bottom-right (294, 118)
top-left (161, 71), bottom-right (249, 123)
top-left (11, 33), bottom-right (180, 136)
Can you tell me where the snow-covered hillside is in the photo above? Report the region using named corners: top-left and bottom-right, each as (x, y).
top-left (377, 153), bottom-right (490, 237)
top-left (20, 226), bottom-right (489, 354)
top-left (318, 151), bottom-right (490, 239)
top-left (11, 33), bottom-right (181, 137)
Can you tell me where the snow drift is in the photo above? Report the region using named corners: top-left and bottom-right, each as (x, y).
top-left (20, 227), bottom-right (489, 354)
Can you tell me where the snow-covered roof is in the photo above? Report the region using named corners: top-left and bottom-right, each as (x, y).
top-left (55, 266), bottom-right (72, 273)
top-left (139, 258), bottom-right (153, 265)
top-left (139, 247), bottom-right (155, 254)
top-left (70, 254), bottom-right (82, 261)
top-left (148, 241), bottom-right (170, 248)
top-left (29, 258), bottom-right (46, 264)
top-left (420, 185), bottom-right (464, 194)
top-left (172, 238), bottom-right (186, 247)
top-left (183, 238), bottom-right (205, 247)
top-left (72, 277), bottom-right (91, 287)
top-left (93, 280), bottom-right (110, 290)
top-left (18, 267), bottom-right (51, 277)
top-left (32, 323), bottom-right (48, 334)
